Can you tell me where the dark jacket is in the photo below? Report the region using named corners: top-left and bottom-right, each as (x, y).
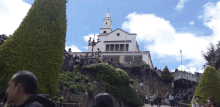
top-left (93, 93), bottom-right (113, 107)
top-left (17, 94), bottom-right (55, 107)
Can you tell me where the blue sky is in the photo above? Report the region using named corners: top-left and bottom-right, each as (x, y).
top-left (1, 0), bottom-right (220, 73)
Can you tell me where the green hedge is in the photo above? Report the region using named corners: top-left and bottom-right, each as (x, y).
top-left (193, 66), bottom-right (220, 103)
top-left (0, 0), bottom-right (67, 98)
top-left (82, 63), bottom-right (144, 106)
top-left (88, 84), bottom-right (96, 98)
top-left (124, 84), bottom-right (144, 106)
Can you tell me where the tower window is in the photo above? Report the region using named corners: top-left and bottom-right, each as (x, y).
top-left (103, 31), bottom-right (106, 33)
top-left (106, 22), bottom-right (107, 24)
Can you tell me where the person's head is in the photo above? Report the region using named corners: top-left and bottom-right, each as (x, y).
top-left (93, 93), bottom-right (113, 107)
top-left (194, 96), bottom-right (200, 102)
top-left (6, 70), bottom-right (38, 103)
top-left (167, 91), bottom-right (169, 93)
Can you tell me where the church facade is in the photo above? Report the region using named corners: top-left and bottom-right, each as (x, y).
top-left (71, 12), bottom-right (154, 69)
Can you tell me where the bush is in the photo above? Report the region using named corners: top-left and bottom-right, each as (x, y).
top-left (69, 84), bottom-right (77, 94)
top-left (85, 75), bottom-right (89, 83)
top-left (162, 66), bottom-right (174, 82)
top-left (88, 84), bottom-right (96, 98)
top-left (73, 64), bottom-right (79, 73)
top-left (123, 84), bottom-right (144, 106)
top-left (64, 81), bottom-right (72, 88)
top-left (193, 66), bottom-right (220, 103)
top-left (129, 79), bottom-right (134, 85)
top-left (83, 63), bottom-right (144, 106)
top-left (0, 0), bottom-right (67, 98)
top-left (139, 62), bottom-right (150, 68)
top-left (75, 83), bottom-right (86, 93)
top-left (58, 96), bottom-right (66, 103)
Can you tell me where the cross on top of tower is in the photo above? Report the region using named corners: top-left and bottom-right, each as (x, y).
top-left (107, 6), bottom-right (111, 12)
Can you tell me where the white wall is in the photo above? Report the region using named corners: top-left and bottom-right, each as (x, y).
top-left (88, 29), bottom-right (137, 52)
top-left (143, 53), bottom-right (153, 69)
top-left (70, 51), bottom-right (153, 69)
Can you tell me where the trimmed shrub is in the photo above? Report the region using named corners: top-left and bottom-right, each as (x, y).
top-left (0, 0), bottom-right (67, 98)
top-left (82, 63), bottom-right (144, 106)
top-left (123, 84), bottom-right (144, 106)
top-left (193, 66), bottom-right (220, 103)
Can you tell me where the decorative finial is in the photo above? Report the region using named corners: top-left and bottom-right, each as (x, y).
top-left (107, 6), bottom-right (111, 12)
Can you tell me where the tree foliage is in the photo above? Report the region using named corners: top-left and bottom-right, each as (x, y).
top-left (162, 66), bottom-right (174, 83)
top-left (202, 41), bottom-right (220, 71)
top-left (0, 0), bottom-right (67, 98)
top-left (193, 66), bottom-right (220, 103)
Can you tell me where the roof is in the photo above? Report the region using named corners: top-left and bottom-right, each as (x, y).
top-left (98, 28), bottom-right (137, 37)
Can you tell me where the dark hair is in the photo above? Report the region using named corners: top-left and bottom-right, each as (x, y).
top-left (194, 96), bottom-right (200, 99)
top-left (13, 70), bottom-right (38, 94)
top-left (93, 93), bottom-right (113, 107)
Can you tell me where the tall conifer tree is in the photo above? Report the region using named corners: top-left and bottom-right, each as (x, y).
top-left (193, 66), bottom-right (220, 103)
top-left (0, 0), bottom-right (67, 98)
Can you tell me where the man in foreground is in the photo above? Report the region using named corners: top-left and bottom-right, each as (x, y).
top-left (93, 93), bottom-right (113, 107)
top-left (5, 70), bottom-right (55, 107)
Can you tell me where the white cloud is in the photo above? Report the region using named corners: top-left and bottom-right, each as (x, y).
top-left (83, 33), bottom-right (99, 42)
top-left (175, 0), bottom-right (188, 11)
top-left (202, 1), bottom-right (220, 35)
top-left (65, 45), bottom-right (82, 52)
top-left (122, 9), bottom-right (220, 73)
top-left (0, 0), bottom-right (31, 36)
top-left (198, 15), bottom-right (203, 19)
top-left (170, 65), bottom-right (198, 73)
top-left (189, 21), bottom-right (194, 25)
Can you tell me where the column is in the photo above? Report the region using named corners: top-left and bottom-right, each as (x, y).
top-left (119, 44), bottom-right (120, 51)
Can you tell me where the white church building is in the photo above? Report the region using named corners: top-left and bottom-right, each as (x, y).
top-left (71, 12), bottom-right (154, 69)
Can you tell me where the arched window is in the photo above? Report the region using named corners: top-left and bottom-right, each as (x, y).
top-left (103, 31), bottom-right (106, 33)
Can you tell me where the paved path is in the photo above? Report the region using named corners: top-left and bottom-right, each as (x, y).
top-left (142, 104), bottom-right (171, 107)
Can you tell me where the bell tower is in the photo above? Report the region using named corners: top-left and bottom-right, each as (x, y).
top-left (100, 10), bottom-right (112, 34)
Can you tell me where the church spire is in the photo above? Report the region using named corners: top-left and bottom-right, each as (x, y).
top-left (106, 12), bottom-right (110, 17)
top-left (99, 8), bottom-right (112, 34)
